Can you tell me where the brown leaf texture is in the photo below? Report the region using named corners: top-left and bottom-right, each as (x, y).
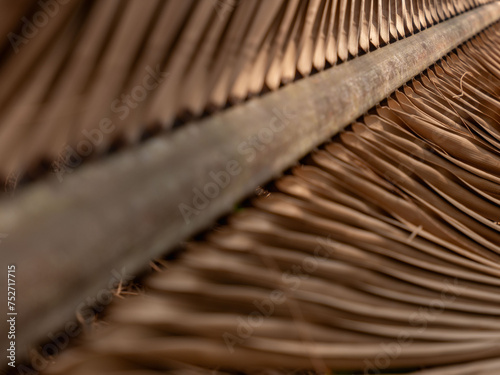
top-left (41, 22), bottom-right (500, 375)
top-left (0, 0), bottom-right (495, 184)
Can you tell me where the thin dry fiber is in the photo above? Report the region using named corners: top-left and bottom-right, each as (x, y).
top-left (41, 23), bottom-right (500, 375)
top-left (0, 0), bottom-right (494, 187)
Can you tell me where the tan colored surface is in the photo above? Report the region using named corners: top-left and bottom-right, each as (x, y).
top-left (43, 24), bottom-right (500, 374)
top-left (1, 4), bottom-right (500, 367)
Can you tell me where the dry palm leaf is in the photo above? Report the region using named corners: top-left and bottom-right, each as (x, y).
top-left (39, 23), bottom-right (500, 375)
top-left (0, 0), bottom-right (494, 185)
